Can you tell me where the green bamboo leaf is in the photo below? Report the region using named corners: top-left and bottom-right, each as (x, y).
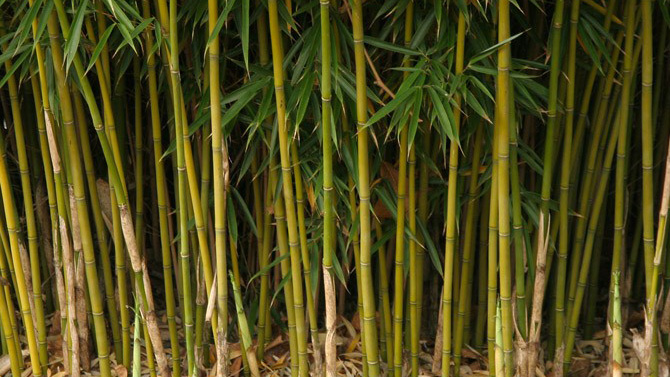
top-left (407, 89), bottom-right (423, 148)
top-left (427, 86), bottom-right (458, 144)
top-left (0, 45), bottom-right (30, 68)
top-left (463, 87), bottom-right (490, 122)
top-left (227, 195), bottom-right (238, 244)
top-left (240, 0), bottom-right (250, 72)
top-left (249, 253), bottom-right (290, 283)
top-left (9, 0), bottom-right (43, 56)
top-left (206, 0), bottom-right (236, 49)
top-left (270, 269), bottom-right (292, 307)
top-left (115, 17), bottom-right (154, 54)
top-left (64, 0), bottom-right (89, 72)
top-left (86, 24), bottom-right (115, 74)
top-left (231, 187), bottom-right (259, 237)
top-left (661, 0), bottom-right (670, 27)
top-left (367, 86), bottom-right (417, 126)
top-left (32, 0), bottom-right (54, 50)
top-left (467, 31), bottom-right (524, 66)
top-left (330, 240), bottom-right (347, 286)
top-left (410, 13), bottom-right (435, 50)
top-left (0, 49), bottom-right (30, 88)
top-left (416, 216), bottom-right (442, 276)
top-left (364, 36), bottom-right (421, 56)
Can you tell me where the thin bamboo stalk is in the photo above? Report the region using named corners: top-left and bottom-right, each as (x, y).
top-left (140, 1), bottom-right (180, 373)
top-left (392, 2), bottom-right (413, 372)
top-left (563, 109), bottom-right (620, 370)
top-left (454, 123), bottom-right (484, 376)
top-left (496, 2), bottom-right (514, 376)
top-left (555, 0), bottom-right (580, 362)
top-left (270, 157), bottom-right (300, 376)
top-left (255, 6), bottom-right (273, 359)
top-left (267, 1), bottom-right (311, 374)
top-left (50, 3), bottom-right (170, 373)
top-left (488, 110), bottom-right (500, 377)
top-left (351, 0), bottom-right (381, 373)
top-left (320, 0), bottom-right (338, 374)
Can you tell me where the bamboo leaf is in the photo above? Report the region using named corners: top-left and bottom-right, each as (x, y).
top-left (367, 86), bottom-right (416, 126)
top-left (467, 31), bottom-right (524, 66)
top-left (231, 186), bottom-right (259, 237)
top-left (364, 36), bottom-right (421, 56)
top-left (9, 0), bottom-right (43, 56)
top-left (206, 0), bottom-right (236, 49)
top-left (227, 195), bottom-right (238, 244)
top-left (249, 253), bottom-right (290, 283)
top-left (86, 24), bottom-right (115, 74)
top-left (240, 0), bottom-right (250, 72)
top-left (64, 0), bottom-right (89, 72)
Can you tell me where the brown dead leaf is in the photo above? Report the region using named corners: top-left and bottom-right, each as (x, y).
top-left (113, 365), bottom-right (127, 377)
top-left (567, 358), bottom-right (591, 377)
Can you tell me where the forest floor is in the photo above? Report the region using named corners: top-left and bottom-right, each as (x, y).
top-left (0, 309), bottom-right (655, 377)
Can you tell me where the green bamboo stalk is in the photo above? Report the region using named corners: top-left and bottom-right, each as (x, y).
top-left (609, 0), bottom-right (636, 338)
top-left (230, 271), bottom-right (261, 377)
top-left (454, 123), bottom-right (484, 376)
top-left (44, 10), bottom-right (115, 376)
top-left (509, 88), bottom-right (527, 342)
top-left (640, 0), bottom-right (654, 296)
top-left (0, 122), bottom-right (43, 377)
top-left (341, 119), bottom-right (368, 375)
top-left (538, 0), bottom-right (565, 253)
top-left (408, 144), bottom-right (419, 377)
top-left (290, 141), bottom-right (322, 371)
top-left (488, 112), bottom-right (500, 377)
top-left (0, 24), bottom-right (48, 375)
top-left (71, 87), bottom-right (122, 365)
top-left (555, 0), bottom-right (580, 358)
top-left (206, 0), bottom-right (228, 364)
top-left (392, 112), bottom-right (409, 375)
top-left (0, 219), bottom-right (22, 370)
top-left (140, 0), bottom-right (180, 372)
top-left (440, 7), bottom-right (466, 376)
top-left (164, 0), bottom-right (196, 372)
top-left (645, 136), bottom-right (670, 377)
top-left (320, 0), bottom-right (338, 374)
top-left (270, 157), bottom-right (300, 375)
top-left (49, 3), bottom-right (169, 373)
top-left (475, 191), bottom-right (490, 350)
top-left (373, 219), bottom-right (393, 369)
top-left (612, 272), bottom-right (622, 377)
top-left (351, 0), bottom-right (381, 373)
top-left (584, 206), bottom-right (605, 339)
top-left (415, 126), bottom-right (431, 345)
top-left (267, 1), bottom-right (311, 374)
top-left (0, 189), bottom-right (22, 371)
top-left (392, 2), bottom-right (412, 371)
top-left (496, 2), bottom-right (514, 376)
top-left (255, 6), bottom-right (273, 359)
top-left (566, 26), bottom-right (626, 313)
top-left (79, 13), bottom-right (131, 362)
top-left (256, 171), bottom-right (274, 359)
top-left (563, 108), bottom-right (620, 370)
top-left (640, 2), bottom-right (657, 374)
top-left (0, 259), bottom-right (20, 377)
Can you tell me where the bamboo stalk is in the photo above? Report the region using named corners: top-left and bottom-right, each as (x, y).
top-left (555, 0), bottom-right (580, 364)
top-left (320, 0), bottom-right (338, 374)
top-left (351, 0), bottom-right (381, 373)
top-left (140, 1), bottom-right (181, 373)
top-left (496, 2), bottom-right (514, 376)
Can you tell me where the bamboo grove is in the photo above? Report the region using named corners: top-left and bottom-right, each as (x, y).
top-left (2, 0), bottom-right (670, 376)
